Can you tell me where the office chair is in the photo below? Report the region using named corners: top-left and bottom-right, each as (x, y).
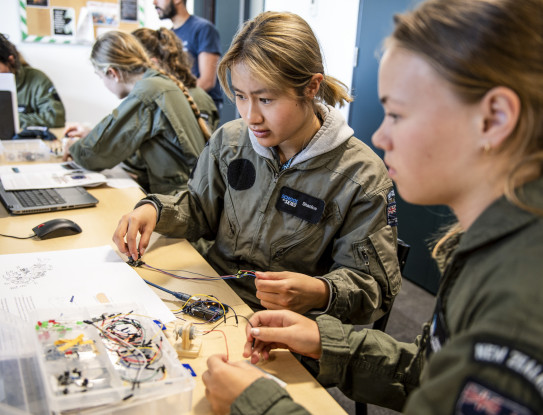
top-left (354, 238), bottom-right (410, 415)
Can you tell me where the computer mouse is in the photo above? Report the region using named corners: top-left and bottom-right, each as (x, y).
top-left (32, 218), bottom-right (82, 240)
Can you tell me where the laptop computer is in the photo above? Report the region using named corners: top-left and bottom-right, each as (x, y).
top-left (0, 74), bottom-right (20, 140)
top-left (0, 180), bottom-right (98, 215)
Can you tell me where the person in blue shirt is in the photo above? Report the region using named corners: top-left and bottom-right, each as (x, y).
top-left (153, 0), bottom-right (223, 111)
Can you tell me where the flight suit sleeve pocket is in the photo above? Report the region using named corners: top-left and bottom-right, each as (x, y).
top-left (353, 225), bottom-right (401, 297)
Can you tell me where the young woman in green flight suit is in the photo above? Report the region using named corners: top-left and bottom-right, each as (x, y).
top-left (113, 12), bottom-right (400, 326)
top-left (64, 30), bottom-right (210, 195)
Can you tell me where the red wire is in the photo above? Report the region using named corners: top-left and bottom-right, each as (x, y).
top-left (205, 329), bottom-right (229, 360)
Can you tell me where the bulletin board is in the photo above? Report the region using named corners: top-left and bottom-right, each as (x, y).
top-left (20, 0), bottom-right (144, 44)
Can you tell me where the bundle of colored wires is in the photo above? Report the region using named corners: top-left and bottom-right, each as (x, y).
top-left (85, 313), bottom-right (166, 387)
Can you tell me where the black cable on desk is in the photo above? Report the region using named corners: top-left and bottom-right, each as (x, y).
top-left (0, 233), bottom-right (35, 239)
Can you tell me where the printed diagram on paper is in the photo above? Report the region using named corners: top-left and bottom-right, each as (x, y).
top-left (0, 245), bottom-right (175, 322)
top-left (2, 258), bottom-right (52, 289)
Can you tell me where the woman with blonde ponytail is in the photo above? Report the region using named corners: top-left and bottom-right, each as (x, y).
top-left (64, 30), bottom-right (208, 195)
top-left (113, 12), bottom-right (399, 326)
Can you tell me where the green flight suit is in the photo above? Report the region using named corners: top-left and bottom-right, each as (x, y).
top-left (231, 176), bottom-right (543, 414)
top-left (69, 68), bottom-right (205, 195)
top-left (143, 103), bottom-right (400, 324)
top-left (16, 65), bottom-right (65, 129)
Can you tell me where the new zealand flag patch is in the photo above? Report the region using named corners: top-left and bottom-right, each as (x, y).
top-left (276, 187), bottom-right (325, 224)
top-left (387, 189), bottom-right (398, 226)
top-left (456, 379), bottom-right (535, 415)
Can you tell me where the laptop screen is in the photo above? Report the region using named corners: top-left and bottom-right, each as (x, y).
top-left (0, 73), bottom-right (19, 140)
top-left (0, 90), bottom-right (17, 140)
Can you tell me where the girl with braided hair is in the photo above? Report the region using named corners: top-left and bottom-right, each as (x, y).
top-left (132, 27), bottom-right (219, 133)
top-left (64, 30), bottom-right (209, 195)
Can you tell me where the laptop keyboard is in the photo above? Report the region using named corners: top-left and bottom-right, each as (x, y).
top-left (12, 188), bottom-right (66, 207)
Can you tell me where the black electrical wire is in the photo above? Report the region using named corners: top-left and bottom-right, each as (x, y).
top-left (0, 233), bottom-right (35, 239)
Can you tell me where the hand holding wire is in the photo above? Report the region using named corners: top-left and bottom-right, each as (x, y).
top-left (202, 355), bottom-right (266, 415)
top-left (243, 310), bottom-right (322, 364)
top-left (254, 271), bottom-right (329, 313)
top-left (112, 204), bottom-right (157, 260)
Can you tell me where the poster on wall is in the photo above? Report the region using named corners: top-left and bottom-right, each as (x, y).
top-left (20, 0), bottom-right (142, 44)
top-left (88, 1), bottom-right (120, 27)
top-left (27, 0), bottom-right (49, 6)
top-left (120, 0), bottom-right (138, 22)
top-left (51, 7), bottom-right (76, 38)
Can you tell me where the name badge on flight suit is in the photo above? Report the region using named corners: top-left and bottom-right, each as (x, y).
top-left (276, 187), bottom-right (325, 224)
top-left (426, 296), bottom-right (449, 359)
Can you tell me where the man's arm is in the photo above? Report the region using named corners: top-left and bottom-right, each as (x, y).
top-left (196, 51), bottom-right (220, 92)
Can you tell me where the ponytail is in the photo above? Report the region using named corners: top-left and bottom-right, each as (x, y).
top-left (318, 75), bottom-right (353, 108)
top-left (92, 30), bottom-right (210, 142)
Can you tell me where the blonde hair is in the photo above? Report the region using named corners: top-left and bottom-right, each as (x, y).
top-left (91, 30), bottom-right (210, 140)
top-left (218, 11), bottom-right (352, 108)
top-left (389, 0), bottom-right (543, 257)
top-left (132, 27), bottom-right (197, 88)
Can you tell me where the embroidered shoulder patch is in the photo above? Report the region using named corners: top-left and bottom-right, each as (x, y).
top-left (456, 379), bottom-right (535, 415)
top-left (386, 189), bottom-right (398, 226)
top-left (472, 341), bottom-right (543, 399)
top-left (276, 186), bottom-right (324, 224)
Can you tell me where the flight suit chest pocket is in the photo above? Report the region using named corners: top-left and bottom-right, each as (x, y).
top-left (270, 202), bottom-right (337, 268)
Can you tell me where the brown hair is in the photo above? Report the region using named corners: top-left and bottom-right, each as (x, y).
top-left (0, 33), bottom-right (22, 72)
top-left (91, 30), bottom-right (210, 140)
top-left (388, 0), bottom-right (543, 256)
top-left (218, 11), bottom-right (352, 108)
top-left (132, 27), bottom-right (197, 88)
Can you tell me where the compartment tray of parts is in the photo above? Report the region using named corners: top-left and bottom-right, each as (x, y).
top-left (1, 303), bottom-right (195, 415)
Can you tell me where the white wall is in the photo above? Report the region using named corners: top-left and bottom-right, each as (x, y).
top-left (264, 0), bottom-right (359, 119)
top-left (1, 0), bottom-right (357, 124)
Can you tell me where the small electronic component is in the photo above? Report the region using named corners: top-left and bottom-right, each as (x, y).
top-left (173, 322), bottom-right (202, 357)
top-left (126, 257), bottom-right (145, 267)
top-left (143, 279), bottom-right (228, 322)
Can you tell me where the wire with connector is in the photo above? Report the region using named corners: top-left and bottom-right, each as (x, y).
top-left (126, 257), bottom-right (256, 281)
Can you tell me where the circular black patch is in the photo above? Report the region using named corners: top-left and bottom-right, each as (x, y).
top-left (227, 159), bottom-right (256, 191)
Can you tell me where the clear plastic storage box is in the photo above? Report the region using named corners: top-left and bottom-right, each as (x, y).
top-left (0, 139), bottom-right (51, 162)
top-left (0, 304), bottom-right (195, 414)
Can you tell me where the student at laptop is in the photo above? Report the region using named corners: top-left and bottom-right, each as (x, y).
top-left (63, 30), bottom-right (210, 195)
top-left (132, 27), bottom-right (219, 133)
top-left (0, 33), bottom-right (65, 129)
top-left (113, 12), bottom-right (400, 325)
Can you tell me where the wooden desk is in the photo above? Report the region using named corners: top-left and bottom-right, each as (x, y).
top-left (0, 174), bottom-right (346, 414)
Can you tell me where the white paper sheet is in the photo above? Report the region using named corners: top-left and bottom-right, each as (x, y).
top-left (0, 162), bottom-right (107, 190)
top-left (0, 245), bottom-right (175, 323)
top-left (0, 162), bottom-right (140, 190)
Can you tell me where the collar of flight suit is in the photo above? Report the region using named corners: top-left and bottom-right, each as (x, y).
top-left (455, 176), bottom-right (543, 256)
